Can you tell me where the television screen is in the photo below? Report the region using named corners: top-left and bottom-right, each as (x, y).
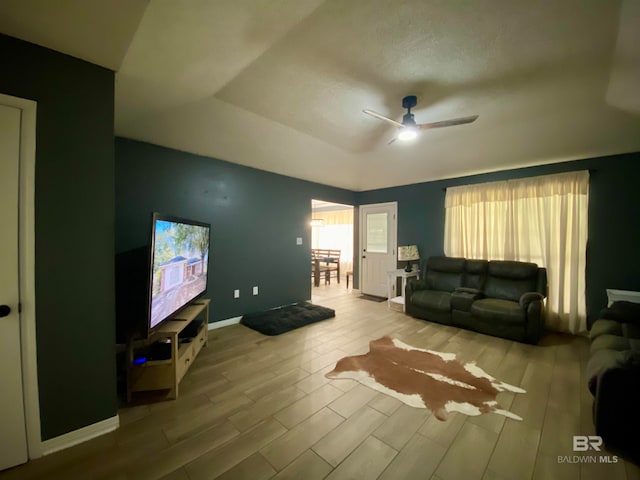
top-left (149, 214), bottom-right (210, 330)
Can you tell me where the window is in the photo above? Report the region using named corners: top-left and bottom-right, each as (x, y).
top-left (366, 213), bottom-right (389, 253)
top-left (444, 171), bottom-right (589, 334)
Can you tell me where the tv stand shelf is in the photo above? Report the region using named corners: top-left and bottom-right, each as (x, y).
top-left (126, 299), bottom-right (210, 401)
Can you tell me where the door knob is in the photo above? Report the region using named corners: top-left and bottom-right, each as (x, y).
top-left (0, 305), bottom-right (11, 317)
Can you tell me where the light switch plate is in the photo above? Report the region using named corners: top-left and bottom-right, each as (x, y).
top-left (296, 237), bottom-right (302, 245)
top-left (233, 289), bottom-right (240, 298)
top-left (253, 286), bottom-right (258, 295)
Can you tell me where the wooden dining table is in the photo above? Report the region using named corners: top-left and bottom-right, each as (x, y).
top-left (311, 249), bottom-right (340, 286)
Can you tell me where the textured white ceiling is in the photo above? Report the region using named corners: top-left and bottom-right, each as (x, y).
top-left (2, 0), bottom-right (640, 191)
top-left (0, 0), bottom-right (149, 70)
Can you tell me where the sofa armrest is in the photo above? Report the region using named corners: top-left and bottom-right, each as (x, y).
top-left (592, 357), bottom-right (640, 462)
top-left (519, 292), bottom-right (544, 308)
top-left (600, 301), bottom-right (640, 324)
top-left (451, 288), bottom-right (483, 312)
top-left (519, 292), bottom-right (545, 343)
top-left (455, 287), bottom-right (482, 296)
top-left (405, 279), bottom-right (428, 301)
top-left (587, 349), bottom-right (638, 395)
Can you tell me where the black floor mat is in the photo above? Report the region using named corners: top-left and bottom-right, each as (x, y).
top-left (240, 302), bottom-right (335, 336)
top-left (358, 294), bottom-right (387, 302)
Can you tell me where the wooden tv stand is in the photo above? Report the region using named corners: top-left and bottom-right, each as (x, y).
top-left (126, 299), bottom-right (210, 401)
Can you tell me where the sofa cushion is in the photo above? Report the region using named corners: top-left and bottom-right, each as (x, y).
top-left (590, 319), bottom-right (624, 340)
top-left (424, 257), bottom-right (465, 292)
top-left (464, 259), bottom-right (488, 290)
top-left (426, 271), bottom-right (463, 292)
top-left (590, 334), bottom-right (636, 355)
top-left (489, 260), bottom-right (539, 279)
top-left (483, 261), bottom-right (539, 302)
top-left (470, 298), bottom-right (525, 323)
top-left (411, 290), bottom-right (451, 312)
top-left (427, 256), bottom-right (466, 273)
top-left (590, 318), bottom-right (640, 343)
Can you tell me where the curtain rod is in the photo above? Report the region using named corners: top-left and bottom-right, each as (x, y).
top-left (441, 168), bottom-right (596, 192)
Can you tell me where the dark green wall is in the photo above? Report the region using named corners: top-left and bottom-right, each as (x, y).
top-left (1, 34), bottom-right (117, 440)
top-left (115, 138), bottom-right (356, 322)
top-left (356, 152), bottom-right (640, 322)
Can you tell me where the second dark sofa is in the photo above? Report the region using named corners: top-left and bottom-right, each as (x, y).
top-left (406, 256), bottom-right (548, 344)
top-left (586, 301), bottom-right (640, 464)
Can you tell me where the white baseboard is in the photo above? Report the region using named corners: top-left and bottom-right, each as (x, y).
top-left (208, 316), bottom-right (242, 330)
top-left (40, 415), bottom-right (119, 457)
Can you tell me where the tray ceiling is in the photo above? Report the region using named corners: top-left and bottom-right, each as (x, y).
top-left (1, 0), bottom-right (639, 191)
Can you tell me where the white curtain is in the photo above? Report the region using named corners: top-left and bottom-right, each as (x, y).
top-left (444, 170), bottom-right (589, 334)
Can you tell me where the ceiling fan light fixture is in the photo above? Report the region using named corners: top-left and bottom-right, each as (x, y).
top-left (363, 95), bottom-right (478, 146)
top-left (398, 127), bottom-right (418, 141)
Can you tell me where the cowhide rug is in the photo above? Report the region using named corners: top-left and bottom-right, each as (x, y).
top-left (326, 336), bottom-right (525, 421)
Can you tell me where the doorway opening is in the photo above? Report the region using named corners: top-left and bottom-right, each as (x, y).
top-left (310, 200), bottom-right (354, 300)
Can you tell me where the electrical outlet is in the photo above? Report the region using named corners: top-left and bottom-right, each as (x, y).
top-left (296, 237), bottom-right (302, 245)
top-left (253, 286), bottom-right (258, 295)
top-left (233, 289), bottom-right (240, 298)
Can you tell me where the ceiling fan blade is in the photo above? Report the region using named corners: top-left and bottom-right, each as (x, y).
top-left (418, 115), bottom-right (479, 130)
top-left (363, 109), bottom-right (405, 128)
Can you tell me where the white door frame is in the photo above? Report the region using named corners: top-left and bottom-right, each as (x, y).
top-left (358, 201), bottom-right (397, 295)
top-left (0, 93), bottom-right (42, 459)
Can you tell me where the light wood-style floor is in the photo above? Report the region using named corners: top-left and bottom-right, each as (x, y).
top-left (2, 280), bottom-right (639, 480)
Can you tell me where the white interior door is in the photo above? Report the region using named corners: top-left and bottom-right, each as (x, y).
top-left (0, 103), bottom-right (28, 470)
top-left (359, 202), bottom-right (397, 297)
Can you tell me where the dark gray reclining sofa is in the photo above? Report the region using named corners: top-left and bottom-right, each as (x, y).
top-left (406, 256), bottom-right (547, 344)
top-left (587, 301), bottom-right (640, 464)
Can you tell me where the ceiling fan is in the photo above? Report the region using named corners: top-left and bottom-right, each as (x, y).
top-left (363, 95), bottom-right (478, 143)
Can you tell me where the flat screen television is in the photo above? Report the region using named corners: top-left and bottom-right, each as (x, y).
top-left (148, 213), bottom-right (211, 331)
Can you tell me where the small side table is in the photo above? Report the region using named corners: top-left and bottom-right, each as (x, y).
top-left (387, 269), bottom-right (420, 312)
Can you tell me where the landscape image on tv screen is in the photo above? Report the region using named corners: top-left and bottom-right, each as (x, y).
top-left (149, 217), bottom-right (210, 329)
